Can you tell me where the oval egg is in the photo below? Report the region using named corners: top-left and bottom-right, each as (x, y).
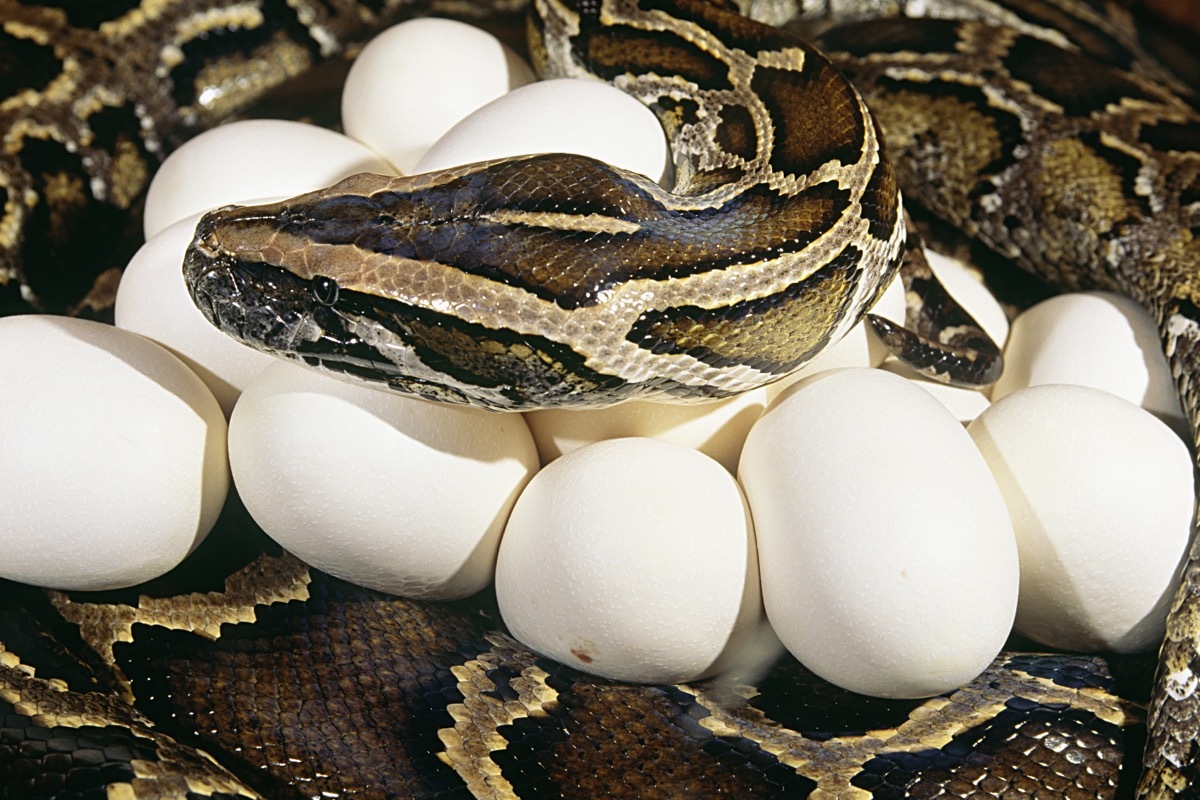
top-left (0, 316), bottom-right (229, 590)
top-left (116, 211), bottom-right (279, 416)
top-left (990, 291), bottom-right (1184, 436)
top-left (227, 361), bottom-right (539, 599)
top-left (143, 119), bottom-right (393, 238)
top-left (524, 389), bottom-right (768, 473)
top-left (341, 17), bottom-right (536, 174)
top-left (496, 437), bottom-right (768, 684)
top-left (739, 368), bottom-right (1018, 698)
top-left (968, 384), bottom-right (1193, 653)
top-left (414, 78), bottom-right (671, 186)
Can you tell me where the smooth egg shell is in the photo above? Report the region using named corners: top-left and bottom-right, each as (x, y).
top-left (0, 316), bottom-right (229, 590)
top-left (990, 292), bottom-right (1184, 437)
top-left (879, 359), bottom-right (991, 424)
top-left (523, 389), bottom-right (768, 473)
top-left (228, 361), bottom-right (539, 599)
top-left (739, 368), bottom-right (1018, 698)
top-left (143, 120), bottom-right (393, 238)
top-left (342, 18), bottom-right (535, 174)
top-left (116, 211), bottom-right (278, 416)
top-left (496, 438), bottom-right (768, 684)
top-left (968, 384), bottom-right (1193, 653)
top-left (414, 78), bottom-right (671, 186)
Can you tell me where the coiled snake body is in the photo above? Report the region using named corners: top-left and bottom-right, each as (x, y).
top-left (0, 0), bottom-right (1198, 797)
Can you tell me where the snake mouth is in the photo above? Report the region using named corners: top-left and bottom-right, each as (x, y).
top-left (183, 213), bottom-right (327, 354)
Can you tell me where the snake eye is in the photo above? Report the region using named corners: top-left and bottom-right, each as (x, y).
top-left (312, 276), bottom-right (339, 306)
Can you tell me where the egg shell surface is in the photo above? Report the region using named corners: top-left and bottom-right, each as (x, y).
top-left (342, 17), bottom-right (535, 174)
top-left (228, 361), bottom-right (539, 599)
top-left (116, 211), bottom-right (278, 416)
top-left (523, 389), bottom-right (768, 472)
top-left (0, 316), bottom-right (229, 590)
top-left (143, 120), bottom-right (393, 238)
top-left (739, 368), bottom-right (1018, 699)
top-left (495, 437), bottom-right (766, 684)
top-left (967, 384), bottom-right (1193, 653)
top-left (990, 292), bottom-right (1184, 436)
top-left (879, 359), bottom-right (991, 424)
top-left (414, 78), bottom-right (671, 186)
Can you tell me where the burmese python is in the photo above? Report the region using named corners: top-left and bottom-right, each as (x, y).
top-left (0, 0), bottom-right (1198, 798)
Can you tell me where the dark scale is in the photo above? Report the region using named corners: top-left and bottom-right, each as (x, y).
top-left (0, 709), bottom-right (156, 800)
top-left (747, 657), bottom-right (929, 738)
top-left (849, 699), bottom-right (1128, 799)
top-left (1002, 35), bottom-right (1164, 117)
top-left (486, 670), bottom-right (820, 799)
top-left (112, 571), bottom-right (496, 800)
top-left (0, 29), bottom-right (62, 99)
top-left (11, 0), bottom-right (145, 28)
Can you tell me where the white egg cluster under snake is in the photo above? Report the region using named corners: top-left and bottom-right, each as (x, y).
top-left (0, 0), bottom-right (1197, 797)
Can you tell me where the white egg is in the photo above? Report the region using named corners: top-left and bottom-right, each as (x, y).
top-left (496, 438), bottom-right (767, 684)
top-left (765, 271), bottom-right (905, 401)
top-left (115, 211), bottom-right (278, 416)
top-left (878, 359), bottom-right (991, 424)
top-left (990, 292), bottom-right (1184, 437)
top-left (414, 78), bottom-right (671, 186)
top-left (924, 249), bottom-right (1010, 349)
top-left (143, 119), bottom-right (393, 238)
top-left (967, 384), bottom-right (1193, 653)
top-left (523, 389), bottom-right (768, 472)
top-left (227, 361), bottom-right (539, 599)
top-left (739, 368), bottom-right (1018, 699)
top-left (0, 316), bottom-right (229, 590)
top-left (341, 17), bottom-right (536, 174)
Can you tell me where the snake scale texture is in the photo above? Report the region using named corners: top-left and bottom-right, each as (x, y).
top-left (0, 0), bottom-right (1197, 797)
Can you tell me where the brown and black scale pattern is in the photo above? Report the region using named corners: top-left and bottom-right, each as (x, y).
top-left (0, 511), bottom-right (1151, 799)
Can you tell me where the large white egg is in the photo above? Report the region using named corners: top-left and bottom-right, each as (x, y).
top-left (878, 359), bottom-right (991, 424)
top-left (765, 271), bottom-right (905, 401)
top-left (143, 119), bottom-right (393, 238)
top-left (414, 78), bottom-right (671, 186)
top-left (967, 384), bottom-right (1193, 653)
top-left (0, 316), bottom-right (229, 590)
top-left (342, 17), bottom-right (536, 174)
top-left (496, 438), bottom-right (767, 684)
top-left (739, 368), bottom-right (1018, 699)
top-left (115, 211), bottom-right (278, 416)
top-left (228, 361), bottom-right (539, 599)
top-left (990, 292), bottom-right (1184, 437)
top-left (523, 389), bottom-right (768, 473)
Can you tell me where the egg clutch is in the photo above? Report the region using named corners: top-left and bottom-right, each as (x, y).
top-left (0, 17), bottom-right (1194, 703)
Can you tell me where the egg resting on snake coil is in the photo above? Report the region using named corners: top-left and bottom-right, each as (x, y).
top-left (0, 0), bottom-right (1198, 799)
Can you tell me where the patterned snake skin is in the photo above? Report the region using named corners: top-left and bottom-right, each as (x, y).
top-left (0, 0), bottom-right (1197, 797)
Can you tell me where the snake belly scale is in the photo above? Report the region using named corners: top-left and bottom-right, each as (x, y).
top-left (0, 0), bottom-right (1198, 798)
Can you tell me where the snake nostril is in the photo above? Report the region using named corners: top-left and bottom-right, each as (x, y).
top-left (312, 275), bottom-right (340, 306)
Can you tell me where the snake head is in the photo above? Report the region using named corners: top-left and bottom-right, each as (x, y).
top-left (180, 175), bottom-right (645, 410)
